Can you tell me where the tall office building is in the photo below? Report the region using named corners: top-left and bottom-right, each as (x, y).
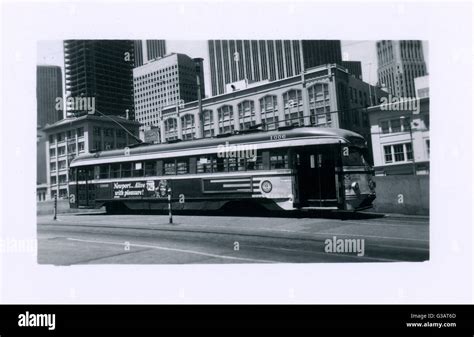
top-left (376, 40), bottom-right (427, 97)
top-left (133, 40), bottom-right (167, 67)
top-left (133, 53), bottom-right (205, 140)
top-left (208, 40), bottom-right (342, 96)
top-left (37, 65), bottom-right (63, 128)
top-left (342, 61), bottom-right (363, 80)
top-left (63, 40), bottom-right (135, 119)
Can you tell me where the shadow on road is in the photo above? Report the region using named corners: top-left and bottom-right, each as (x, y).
top-left (69, 206), bottom-right (386, 221)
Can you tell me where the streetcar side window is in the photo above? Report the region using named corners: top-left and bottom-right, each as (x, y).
top-left (164, 160), bottom-right (176, 175)
top-left (270, 150), bottom-right (289, 169)
top-left (176, 158), bottom-right (189, 175)
top-left (111, 163), bottom-right (121, 178)
top-left (196, 155), bottom-right (214, 173)
top-left (99, 165), bottom-right (110, 179)
top-left (132, 162), bottom-right (144, 177)
top-left (122, 163), bottom-right (132, 177)
top-left (144, 161), bottom-right (157, 177)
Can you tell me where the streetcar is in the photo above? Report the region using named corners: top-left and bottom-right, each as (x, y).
top-left (68, 127), bottom-right (376, 213)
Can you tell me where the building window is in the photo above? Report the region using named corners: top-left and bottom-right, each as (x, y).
top-left (380, 117), bottom-right (412, 134)
top-left (237, 100), bottom-right (256, 130)
top-left (58, 175), bottom-right (67, 185)
top-left (49, 135), bottom-right (55, 143)
top-left (68, 143), bottom-right (76, 153)
top-left (57, 146), bottom-right (66, 156)
top-left (57, 133), bottom-right (64, 142)
top-left (426, 139), bottom-right (430, 158)
top-left (283, 89), bottom-right (304, 126)
top-left (391, 119), bottom-right (401, 133)
top-left (50, 176), bottom-right (57, 185)
top-left (93, 127), bottom-right (101, 136)
top-left (381, 121), bottom-right (390, 134)
top-left (77, 127), bottom-right (84, 137)
top-left (217, 105), bottom-right (234, 134)
top-left (181, 114), bottom-right (195, 140)
top-left (393, 144), bottom-right (405, 161)
top-left (202, 110), bottom-right (215, 138)
top-left (78, 142), bottom-right (85, 152)
top-left (49, 148), bottom-right (56, 157)
top-left (58, 160), bottom-right (67, 170)
top-left (164, 118), bottom-right (178, 141)
top-left (259, 95), bottom-right (279, 130)
top-left (308, 83), bottom-right (331, 127)
top-left (383, 143), bottom-right (414, 164)
top-left (50, 162), bottom-right (56, 172)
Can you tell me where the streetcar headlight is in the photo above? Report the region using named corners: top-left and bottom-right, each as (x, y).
top-left (261, 180), bottom-right (273, 193)
top-left (351, 182), bottom-right (359, 191)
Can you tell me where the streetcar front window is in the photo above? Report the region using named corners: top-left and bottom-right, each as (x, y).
top-left (343, 147), bottom-right (368, 167)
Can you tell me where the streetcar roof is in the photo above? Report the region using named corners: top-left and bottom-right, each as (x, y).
top-left (70, 127), bottom-right (366, 167)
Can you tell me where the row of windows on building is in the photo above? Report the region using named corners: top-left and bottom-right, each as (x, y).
top-left (49, 142), bottom-right (85, 158)
top-left (134, 65), bottom-right (178, 82)
top-left (92, 127), bottom-right (128, 138)
top-left (74, 150), bottom-right (290, 181)
top-left (380, 115), bottom-right (429, 135)
top-left (160, 85), bottom-right (333, 141)
top-left (49, 127), bottom-right (84, 143)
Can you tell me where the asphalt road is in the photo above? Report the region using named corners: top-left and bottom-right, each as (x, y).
top-left (37, 211), bottom-right (429, 265)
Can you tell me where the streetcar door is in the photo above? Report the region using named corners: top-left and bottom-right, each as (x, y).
top-left (296, 146), bottom-right (337, 208)
top-left (77, 167), bottom-right (94, 207)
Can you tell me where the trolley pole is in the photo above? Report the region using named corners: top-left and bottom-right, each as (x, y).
top-left (168, 187), bottom-right (173, 224)
top-left (53, 194), bottom-right (57, 221)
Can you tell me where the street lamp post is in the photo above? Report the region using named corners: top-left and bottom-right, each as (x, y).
top-left (401, 116), bottom-right (417, 175)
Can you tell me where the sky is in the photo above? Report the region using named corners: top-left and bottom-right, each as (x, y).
top-left (37, 40), bottom-right (429, 98)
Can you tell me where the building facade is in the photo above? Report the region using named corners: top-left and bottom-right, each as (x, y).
top-left (376, 40), bottom-right (427, 98)
top-left (133, 40), bottom-right (167, 67)
top-left (208, 40), bottom-right (343, 96)
top-left (37, 65), bottom-right (63, 128)
top-left (63, 40), bottom-right (135, 118)
top-left (133, 53), bottom-right (205, 141)
top-left (367, 95), bottom-right (430, 176)
top-left (158, 64), bottom-right (388, 161)
top-left (42, 115), bottom-right (140, 199)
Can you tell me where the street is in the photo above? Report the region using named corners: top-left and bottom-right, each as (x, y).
top-left (37, 211), bottom-right (429, 265)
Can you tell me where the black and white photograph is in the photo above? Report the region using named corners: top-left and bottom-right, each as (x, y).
top-left (36, 39), bottom-right (430, 265)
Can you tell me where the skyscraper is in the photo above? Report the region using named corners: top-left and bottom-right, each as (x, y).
top-left (37, 65), bottom-right (63, 128)
top-left (376, 40), bottom-right (427, 97)
top-left (133, 40), bottom-right (167, 67)
top-left (207, 40), bottom-right (342, 96)
top-left (63, 40), bottom-right (135, 118)
top-left (133, 53), bottom-right (205, 140)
